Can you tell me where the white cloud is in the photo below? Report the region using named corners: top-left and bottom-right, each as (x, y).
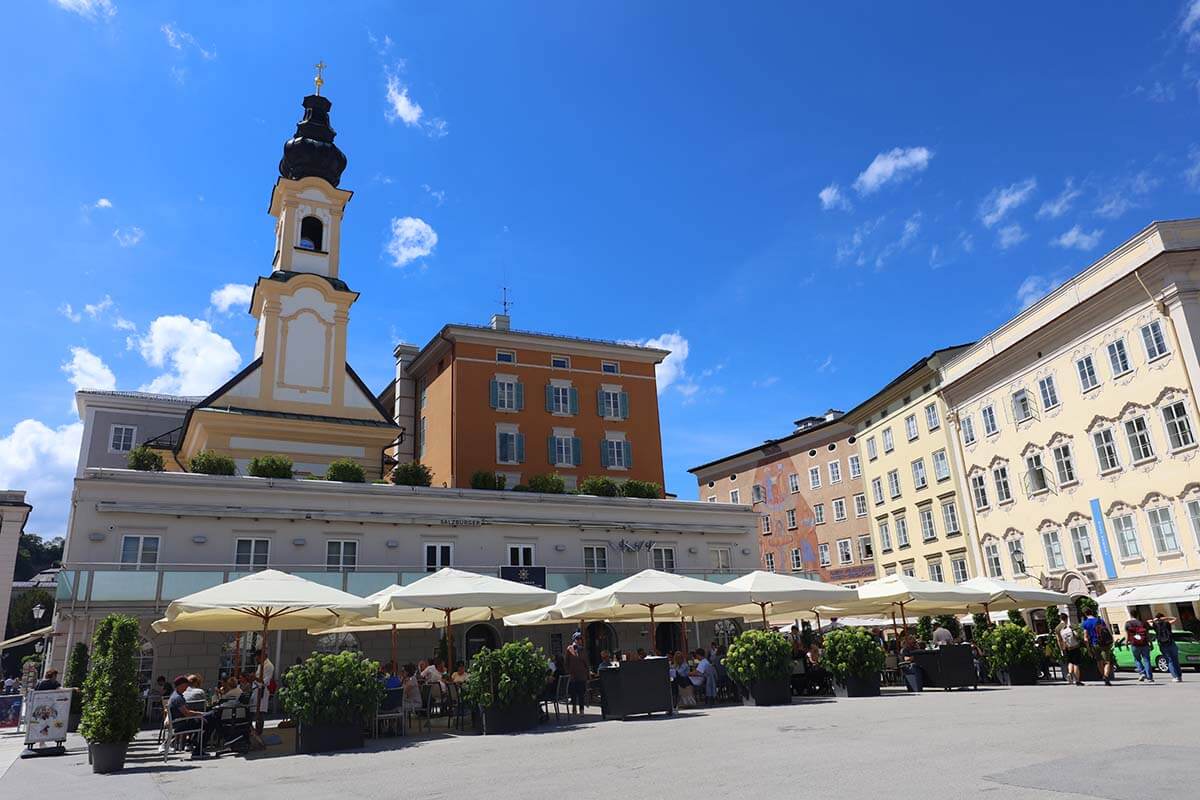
top-left (1134, 82), bottom-right (1176, 103)
top-left (114, 317), bottom-right (136, 332)
top-left (997, 223), bottom-right (1028, 249)
top-left (818, 183), bottom-right (851, 211)
top-left (1016, 274), bottom-right (1063, 310)
top-left (0, 419), bottom-right (83, 536)
top-left (979, 178), bottom-right (1037, 227)
top-left (84, 295), bottom-right (113, 318)
top-left (817, 355), bottom-right (834, 373)
top-left (1052, 225), bottom-right (1104, 251)
top-left (874, 212), bottom-right (922, 268)
top-left (852, 147), bottom-right (933, 195)
top-left (161, 23), bottom-right (216, 59)
top-left (209, 283), bottom-right (254, 314)
top-left (752, 376), bottom-right (780, 389)
top-left (1185, 147), bottom-right (1200, 191)
top-left (1094, 170), bottom-right (1159, 219)
top-left (959, 231), bottom-right (975, 253)
top-left (113, 226), bottom-right (144, 247)
top-left (54, 0), bottom-right (115, 21)
top-left (59, 303), bottom-right (81, 323)
top-left (1036, 179), bottom-right (1081, 219)
top-left (836, 216), bottom-right (884, 265)
top-left (136, 316), bottom-right (241, 396)
top-left (384, 73), bottom-right (424, 126)
top-left (93, 197), bottom-right (113, 209)
top-left (1183, 0), bottom-right (1200, 47)
top-left (61, 346), bottom-right (116, 392)
top-left (636, 332), bottom-right (690, 395)
top-left (422, 184), bottom-right (446, 206)
top-left (385, 216), bottom-right (438, 267)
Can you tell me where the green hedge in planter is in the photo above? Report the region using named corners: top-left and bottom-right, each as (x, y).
top-left (578, 476), bottom-right (619, 497)
top-left (249, 454), bottom-right (294, 479)
top-left (392, 461), bottom-right (433, 487)
top-left (526, 473), bottom-right (565, 494)
top-left (916, 615), bottom-right (933, 644)
top-left (1007, 610), bottom-right (1027, 627)
top-left (189, 450), bottom-right (236, 476)
top-left (126, 446), bottom-right (164, 472)
top-left (279, 651), bottom-right (384, 727)
top-left (64, 642), bottom-right (89, 688)
top-left (463, 640), bottom-right (548, 710)
top-left (724, 629), bottom-right (791, 684)
top-left (981, 622), bottom-right (1039, 671)
top-left (325, 458), bottom-right (365, 483)
top-left (823, 627), bottom-right (885, 683)
top-left (80, 614), bottom-right (142, 745)
top-left (619, 480), bottom-right (662, 499)
top-left (470, 470), bottom-right (507, 490)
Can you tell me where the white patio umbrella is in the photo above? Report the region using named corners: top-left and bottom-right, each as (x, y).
top-left (502, 585), bottom-right (598, 627)
top-left (840, 574), bottom-right (990, 644)
top-left (377, 568), bottom-right (556, 666)
top-left (307, 585), bottom-right (436, 670)
top-left (716, 570), bottom-right (858, 627)
top-left (555, 569), bottom-right (751, 655)
top-left (959, 576), bottom-right (1070, 613)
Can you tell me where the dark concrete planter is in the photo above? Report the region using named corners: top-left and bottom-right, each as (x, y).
top-left (480, 701), bottom-right (541, 734)
top-left (834, 673), bottom-right (881, 697)
top-left (998, 663), bottom-right (1039, 686)
top-left (749, 677), bottom-right (792, 706)
top-left (296, 720), bottom-right (364, 754)
top-left (89, 742), bottom-right (129, 774)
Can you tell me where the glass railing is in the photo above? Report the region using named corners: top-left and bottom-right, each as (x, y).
top-left (55, 565), bottom-right (749, 605)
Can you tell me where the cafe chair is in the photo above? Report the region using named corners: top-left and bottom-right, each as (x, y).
top-left (375, 687), bottom-right (405, 738)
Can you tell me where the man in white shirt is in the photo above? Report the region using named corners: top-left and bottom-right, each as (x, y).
top-left (931, 623), bottom-right (954, 648)
top-left (255, 650), bottom-right (275, 735)
top-left (690, 650), bottom-right (715, 703)
top-left (183, 674), bottom-right (207, 701)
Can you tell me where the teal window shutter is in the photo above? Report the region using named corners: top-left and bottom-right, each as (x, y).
top-left (545, 384), bottom-right (554, 412)
top-left (547, 436), bottom-right (556, 465)
top-left (596, 389), bottom-right (605, 416)
top-left (623, 441), bottom-right (632, 467)
top-left (489, 379), bottom-right (499, 409)
top-left (569, 387), bottom-right (579, 415)
top-left (619, 392), bottom-right (630, 420)
top-left (516, 433), bottom-right (526, 463)
top-left (600, 439), bottom-right (609, 467)
top-left (515, 382), bottom-right (525, 410)
top-left (498, 432), bottom-right (510, 462)
top-left (572, 437), bottom-right (582, 466)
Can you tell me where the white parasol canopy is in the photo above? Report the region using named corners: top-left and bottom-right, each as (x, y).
top-left (843, 574), bottom-right (991, 616)
top-left (502, 584), bottom-right (598, 627)
top-left (716, 570), bottom-right (858, 625)
top-left (959, 576), bottom-right (1070, 611)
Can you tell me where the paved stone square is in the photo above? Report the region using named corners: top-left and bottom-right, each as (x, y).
top-left (3, 679), bottom-right (1199, 799)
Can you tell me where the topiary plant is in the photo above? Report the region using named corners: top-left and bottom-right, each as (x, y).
top-left (971, 612), bottom-right (992, 633)
top-left (916, 615), bottom-right (934, 644)
top-left (470, 470), bottom-right (507, 490)
top-left (578, 476), bottom-right (619, 497)
top-left (526, 473), bottom-right (566, 494)
top-left (982, 622), bottom-right (1039, 671)
top-left (1007, 609), bottom-right (1027, 627)
top-left (249, 454), bottom-right (294, 479)
top-left (279, 651), bottom-right (384, 727)
top-left (64, 641), bottom-right (89, 688)
top-left (325, 458), bottom-right (365, 483)
top-left (619, 479), bottom-right (662, 499)
top-left (126, 446), bottom-right (164, 472)
top-left (462, 640), bottom-right (548, 710)
top-left (189, 450), bottom-right (237, 476)
top-left (724, 629), bottom-right (792, 685)
top-left (392, 461), bottom-right (433, 487)
top-left (822, 627), bottom-right (886, 683)
top-left (80, 614), bottom-right (143, 745)
top-left (1075, 595), bottom-right (1099, 618)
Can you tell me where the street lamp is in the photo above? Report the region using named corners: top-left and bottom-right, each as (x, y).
top-left (32, 603), bottom-right (45, 622)
top-left (31, 604), bottom-right (48, 681)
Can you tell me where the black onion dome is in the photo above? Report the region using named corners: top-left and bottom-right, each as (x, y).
top-left (278, 94), bottom-right (347, 187)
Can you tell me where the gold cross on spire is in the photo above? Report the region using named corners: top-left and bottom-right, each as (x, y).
top-left (314, 60), bottom-right (327, 96)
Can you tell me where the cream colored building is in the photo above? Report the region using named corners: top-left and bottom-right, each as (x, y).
top-left (844, 347), bottom-right (979, 586)
top-left (940, 219), bottom-right (1200, 626)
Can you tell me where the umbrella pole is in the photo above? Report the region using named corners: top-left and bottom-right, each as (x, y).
top-left (815, 610), bottom-right (822, 632)
top-left (445, 609), bottom-right (454, 668)
top-left (391, 624), bottom-right (397, 674)
top-left (891, 611), bottom-right (900, 651)
top-left (760, 602), bottom-right (768, 628)
top-left (649, 605), bottom-right (657, 656)
top-left (234, 632), bottom-right (242, 677)
top-left (899, 603), bottom-right (909, 641)
top-left (681, 611), bottom-right (688, 656)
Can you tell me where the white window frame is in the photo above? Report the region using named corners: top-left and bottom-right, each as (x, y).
top-left (982, 405), bottom-right (998, 436)
top-left (837, 538), bottom-right (853, 565)
top-left (1052, 443), bottom-right (1076, 486)
top-left (788, 473), bottom-right (800, 494)
top-left (508, 543), bottom-right (535, 567)
top-left (604, 437), bottom-right (628, 469)
top-left (711, 546), bottom-right (732, 573)
top-left (730, 488), bottom-right (741, 504)
top-left (551, 354), bottom-right (571, 369)
top-left (1111, 514), bottom-right (1141, 560)
top-left (326, 539), bottom-right (358, 573)
top-left (927, 561), bottom-right (945, 582)
top-left (887, 469), bottom-right (902, 499)
top-left (764, 552), bottom-right (775, 573)
top-left (904, 414), bottom-right (919, 441)
top-left (866, 437), bottom-right (878, 461)
top-left (1093, 428), bottom-right (1121, 473)
top-left (1147, 506), bottom-right (1181, 554)
top-left (553, 434), bottom-right (575, 468)
top-left (1124, 415), bottom-right (1155, 463)
top-left (786, 508), bottom-right (797, 530)
top-left (858, 534), bottom-right (874, 561)
top-left (924, 403), bottom-right (940, 432)
top-left (495, 377), bottom-right (520, 411)
top-left (911, 458), bottom-right (928, 490)
top-left (854, 493), bottom-right (868, 518)
top-left (761, 515), bottom-right (772, 535)
top-left (871, 477), bottom-right (884, 506)
top-left (919, 506), bottom-right (937, 542)
top-left (583, 544), bottom-right (607, 573)
top-left (600, 389), bottom-right (622, 420)
top-left (818, 543), bottom-right (831, 567)
top-left (961, 414), bottom-right (976, 445)
top-left (109, 424), bottom-right (137, 454)
top-left (550, 384), bottom-right (573, 415)
top-left (425, 541), bottom-right (453, 572)
top-left (1038, 375), bottom-right (1060, 411)
top-left (1012, 389), bottom-right (1033, 422)
top-left (1076, 355), bottom-right (1099, 392)
top-left (882, 427), bottom-right (895, 453)
top-left (752, 484), bottom-right (765, 504)
top-left (895, 516), bottom-right (910, 548)
top-left (813, 503), bottom-right (826, 525)
top-left (1041, 530), bottom-right (1065, 571)
top-left (790, 547), bottom-right (803, 572)
top-left (951, 557), bottom-right (969, 583)
top-left (993, 465), bottom-right (1013, 504)
top-left (878, 520), bottom-right (893, 552)
top-left (234, 538), bottom-right (270, 570)
top-left (828, 460), bottom-right (842, 485)
top-left (808, 466), bottom-right (821, 490)
top-left (848, 454), bottom-right (862, 479)
top-left (601, 360), bottom-right (620, 374)
top-left (1007, 537), bottom-right (1026, 574)
top-left (651, 545), bottom-right (675, 572)
top-left (970, 474), bottom-right (989, 511)
top-left (1141, 320), bottom-right (1169, 361)
top-left (1025, 452), bottom-right (1048, 495)
top-left (932, 449), bottom-right (950, 482)
top-left (941, 500), bottom-right (961, 535)
top-left (1069, 524), bottom-right (1094, 566)
top-left (497, 428), bottom-right (521, 465)
top-left (984, 543), bottom-right (1002, 578)
top-left (1162, 401), bottom-right (1196, 451)
top-left (495, 349), bottom-right (516, 363)
top-left (120, 534), bottom-right (159, 570)
top-left (1107, 338), bottom-right (1131, 377)
top-left (832, 498), bottom-right (847, 522)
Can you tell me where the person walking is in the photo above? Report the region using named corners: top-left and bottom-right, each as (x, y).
top-left (564, 631), bottom-right (590, 716)
top-left (1150, 613), bottom-right (1182, 683)
top-left (1124, 615), bottom-right (1154, 683)
top-left (1055, 613), bottom-right (1085, 686)
top-left (1081, 609), bottom-right (1114, 686)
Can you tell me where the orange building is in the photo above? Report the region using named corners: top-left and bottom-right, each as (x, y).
top-left (384, 314), bottom-right (669, 491)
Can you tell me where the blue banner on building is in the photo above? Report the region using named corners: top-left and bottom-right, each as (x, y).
top-left (1090, 498), bottom-right (1118, 580)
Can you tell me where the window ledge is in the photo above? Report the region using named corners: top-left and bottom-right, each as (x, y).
top-left (1081, 383), bottom-right (1101, 396)
top-left (1029, 489), bottom-right (1049, 498)
top-left (1043, 404), bottom-right (1061, 413)
top-left (898, 543), bottom-right (911, 550)
top-left (1099, 466), bottom-right (1123, 477)
top-left (1059, 479), bottom-right (1080, 490)
top-left (1155, 550), bottom-right (1184, 560)
top-left (1119, 556), bottom-right (1144, 565)
top-left (1131, 456), bottom-right (1158, 468)
top-left (1147, 352), bottom-right (1172, 365)
top-left (946, 531), bottom-right (962, 537)
top-left (976, 505), bottom-right (991, 513)
top-left (922, 537), bottom-right (938, 544)
top-left (998, 498), bottom-right (1015, 507)
top-left (786, 525), bottom-right (798, 531)
top-left (1112, 369), bottom-right (1134, 380)
top-left (1169, 443), bottom-right (1199, 456)
top-left (606, 465), bottom-right (629, 472)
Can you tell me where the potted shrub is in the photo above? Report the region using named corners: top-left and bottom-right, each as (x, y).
top-left (725, 629), bottom-right (792, 706)
top-left (470, 470), bottom-right (507, 490)
top-left (392, 460), bottom-right (433, 487)
top-left (619, 479), bottom-right (663, 499)
top-left (249, 454), bottom-right (294, 479)
top-left (983, 622), bottom-right (1039, 685)
top-left (80, 614), bottom-right (143, 773)
top-left (325, 458), bottom-right (365, 482)
top-left (526, 473), bottom-right (565, 494)
top-left (126, 446), bottom-right (164, 472)
top-left (578, 476), bottom-right (619, 497)
top-left (463, 640), bottom-right (548, 734)
top-left (189, 450), bottom-right (237, 476)
top-left (916, 615), bottom-right (933, 646)
top-left (64, 642), bottom-right (89, 732)
top-left (824, 627), bottom-right (885, 697)
top-left (279, 651), bottom-right (383, 754)
top-left (1007, 610), bottom-right (1027, 627)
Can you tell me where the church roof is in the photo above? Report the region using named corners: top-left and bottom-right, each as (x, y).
top-left (278, 94), bottom-right (347, 187)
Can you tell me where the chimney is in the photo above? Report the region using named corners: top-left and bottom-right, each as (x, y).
top-left (824, 409), bottom-right (843, 422)
top-left (490, 313), bottom-right (510, 331)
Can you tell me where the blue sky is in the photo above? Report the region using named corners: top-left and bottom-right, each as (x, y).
top-left (6, 1), bottom-right (1200, 536)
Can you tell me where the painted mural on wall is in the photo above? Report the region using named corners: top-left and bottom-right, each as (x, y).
top-left (752, 457), bottom-right (823, 578)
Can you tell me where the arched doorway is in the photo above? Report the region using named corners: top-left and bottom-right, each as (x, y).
top-left (464, 624), bottom-right (499, 664)
top-left (713, 619), bottom-right (741, 650)
top-left (586, 622), bottom-right (617, 665)
top-left (655, 622), bottom-right (682, 656)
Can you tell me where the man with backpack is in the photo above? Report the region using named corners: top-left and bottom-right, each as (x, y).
top-left (1125, 614), bottom-right (1154, 682)
top-left (1151, 612), bottom-right (1182, 683)
top-left (1081, 609), bottom-right (1114, 686)
top-left (1055, 613), bottom-right (1085, 686)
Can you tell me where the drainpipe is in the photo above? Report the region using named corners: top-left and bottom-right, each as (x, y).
top-left (938, 393), bottom-right (987, 580)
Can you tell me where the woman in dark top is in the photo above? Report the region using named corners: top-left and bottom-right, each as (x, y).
top-left (34, 669), bottom-right (61, 691)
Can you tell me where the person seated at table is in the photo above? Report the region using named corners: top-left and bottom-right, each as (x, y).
top-left (804, 646), bottom-right (833, 695)
top-left (183, 674), bottom-right (207, 702)
top-left (167, 675), bottom-right (227, 756)
top-left (418, 660), bottom-right (444, 701)
top-left (215, 676), bottom-right (242, 705)
top-left (383, 666), bottom-right (403, 690)
top-left (635, 648), bottom-right (646, 661)
top-left (401, 664), bottom-right (422, 711)
top-left (932, 622), bottom-right (955, 648)
top-left (236, 673), bottom-right (255, 705)
top-left (672, 652), bottom-right (695, 706)
top-left (691, 649), bottom-right (716, 703)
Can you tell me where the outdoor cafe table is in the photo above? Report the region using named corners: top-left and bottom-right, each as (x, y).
top-left (597, 657), bottom-right (673, 719)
